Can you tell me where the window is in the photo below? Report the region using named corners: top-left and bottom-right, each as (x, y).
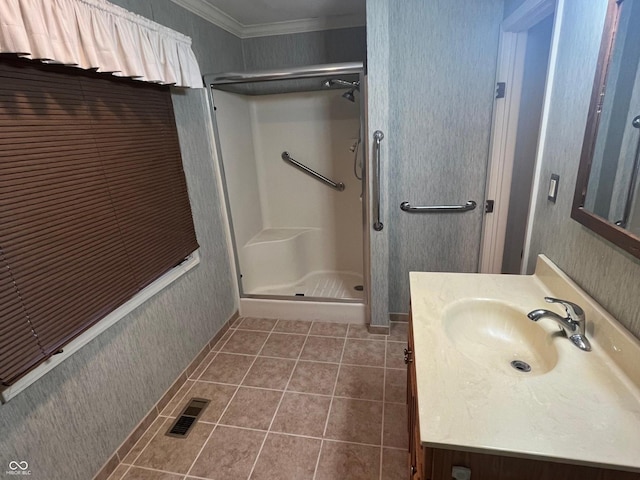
top-left (0, 58), bottom-right (199, 387)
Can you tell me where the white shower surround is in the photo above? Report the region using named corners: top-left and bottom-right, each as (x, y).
top-left (214, 88), bottom-right (364, 310)
top-left (241, 227), bottom-right (363, 297)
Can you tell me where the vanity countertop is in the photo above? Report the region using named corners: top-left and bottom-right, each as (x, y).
top-left (409, 255), bottom-right (640, 472)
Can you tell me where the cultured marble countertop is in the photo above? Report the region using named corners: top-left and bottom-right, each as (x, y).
top-left (409, 255), bottom-right (640, 472)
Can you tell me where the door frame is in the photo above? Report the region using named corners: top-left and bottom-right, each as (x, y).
top-left (479, 0), bottom-right (557, 273)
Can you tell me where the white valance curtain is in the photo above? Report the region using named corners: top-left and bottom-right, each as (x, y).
top-left (0, 0), bottom-right (203, 87)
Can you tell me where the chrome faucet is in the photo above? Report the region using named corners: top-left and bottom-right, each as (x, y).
top-left (527, 297), bottom-right (591, 351)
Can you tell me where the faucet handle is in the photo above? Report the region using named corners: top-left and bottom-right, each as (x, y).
top-left (544, 297), bottom-right (585, 321)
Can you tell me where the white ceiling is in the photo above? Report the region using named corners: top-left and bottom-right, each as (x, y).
top-left (202, 0), bottom-right (365, 26)
top-left (170, 0), bottom-right (366, 38)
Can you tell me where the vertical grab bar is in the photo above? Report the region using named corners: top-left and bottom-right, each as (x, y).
top-left (373, 130), bottom-right (384, 231)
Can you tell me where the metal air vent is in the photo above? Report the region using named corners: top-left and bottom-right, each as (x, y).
top-left (165, 398), bottom-right (209, 438)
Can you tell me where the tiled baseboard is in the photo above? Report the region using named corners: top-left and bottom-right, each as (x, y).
top-left (389, 313), bottom-right (409, 323)
top-left (367, 324), bottom-right (390, 335)
top-left (93, 311), bottom-right (240, 480)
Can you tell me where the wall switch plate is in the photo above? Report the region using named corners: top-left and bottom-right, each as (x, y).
top-left (548, 174), bottom-right (560, 203)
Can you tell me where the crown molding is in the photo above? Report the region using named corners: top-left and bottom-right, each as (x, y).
top-left (169, 0), bottom-right (365, 39)
top-left (170, 0), bottom-right (244, 37)
top-left (242, 14), bottom-right (365, 38)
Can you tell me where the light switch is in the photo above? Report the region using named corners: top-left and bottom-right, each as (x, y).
top-left (548, 174), bottom-right (559, 203)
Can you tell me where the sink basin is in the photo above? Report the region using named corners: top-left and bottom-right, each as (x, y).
top-left (409, 258), bottom-right (640, 471)
top-left (443, 299), bottom-right (559, 375)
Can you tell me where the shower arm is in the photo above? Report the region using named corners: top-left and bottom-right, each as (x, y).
top-left (281, 152), bottom-right (345, 192)
top-left (325, 79), bottom-right (360, 90)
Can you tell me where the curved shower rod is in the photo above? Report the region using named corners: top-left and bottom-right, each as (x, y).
top-left (204, 62), bottom-right (363, 86)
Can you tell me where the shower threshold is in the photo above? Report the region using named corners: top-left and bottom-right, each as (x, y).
top-left (247, 271), bottom-right (364, 300)
top-left (240, 272), bottom-right (366, 323)
top-left (239, 296), bottom-right (365, 323)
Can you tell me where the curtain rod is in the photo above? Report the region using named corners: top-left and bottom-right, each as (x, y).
top-left (203, 62), bottom-right (363, 86)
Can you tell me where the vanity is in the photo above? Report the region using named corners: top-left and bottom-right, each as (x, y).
top-left (404, 1), bottom-right (640, 476)
top-left (406, 255), bottom-right (640, 480)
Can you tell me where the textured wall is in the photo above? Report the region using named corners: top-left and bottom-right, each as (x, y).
top-left (0, 2), bottom-right (242, 479)
top-left (526, 0), bottom-right (640, 339)
top-left (365, 0), bottom-right (390, 326)
top-left (241, 27), bottom-right (366, 71)
top-left (387, 0), bottom-right (503, 312)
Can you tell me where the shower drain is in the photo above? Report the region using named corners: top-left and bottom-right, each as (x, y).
top-left (510, 360), bottom-right (531, 373)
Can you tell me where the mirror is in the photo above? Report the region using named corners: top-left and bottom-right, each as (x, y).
top-left (572, 0), bottom-right (640, 259)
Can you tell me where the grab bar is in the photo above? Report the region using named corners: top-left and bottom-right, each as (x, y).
top-left (400, 200), bottom-right (477, 213)
top-left (373, 130), bottom-right (384, 231)
top-left (281, 151), bottom-right (345, 191)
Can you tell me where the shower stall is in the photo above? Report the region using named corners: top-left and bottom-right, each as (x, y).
top-left (205, 63), bottom-right (368, 322)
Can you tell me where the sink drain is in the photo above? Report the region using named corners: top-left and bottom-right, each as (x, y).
top-left (510, 360), bottom-right (531, 373)
top-left (354, 285), bottom-right (364, 291)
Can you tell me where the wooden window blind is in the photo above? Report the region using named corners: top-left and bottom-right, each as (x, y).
top-left (0, 58), bottom-right (199, 386)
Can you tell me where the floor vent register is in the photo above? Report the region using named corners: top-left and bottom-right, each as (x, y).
top-left (165, 398), bottom-right (210, 438)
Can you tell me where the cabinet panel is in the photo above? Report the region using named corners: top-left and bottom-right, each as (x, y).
top-left (429, 448), bottom-right (640, 480)
top-left (408, 310), bottom-right (430, 480)
top-left (408, 306), bottom-right (640, 480)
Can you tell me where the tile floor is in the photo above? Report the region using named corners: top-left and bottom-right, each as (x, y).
top-left (107, 318), bottom-right (409, 480)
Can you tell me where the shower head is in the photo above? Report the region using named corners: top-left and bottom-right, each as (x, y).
top-left (323, 78), bottom-right (360, 102)
top-left (342, 89), bottom-right (356, 102)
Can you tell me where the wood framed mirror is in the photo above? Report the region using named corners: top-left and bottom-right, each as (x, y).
top-left (571, 0), bottom-right (640, 259)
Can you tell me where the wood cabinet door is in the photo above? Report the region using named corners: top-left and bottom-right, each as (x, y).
top-left (408, 310), bottom-right (429, 479)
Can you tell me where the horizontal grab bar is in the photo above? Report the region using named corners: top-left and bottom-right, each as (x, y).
top-left (281, 151), bottom-right (345, 191)
top-left (400, 200), bottom-right (477, 213)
